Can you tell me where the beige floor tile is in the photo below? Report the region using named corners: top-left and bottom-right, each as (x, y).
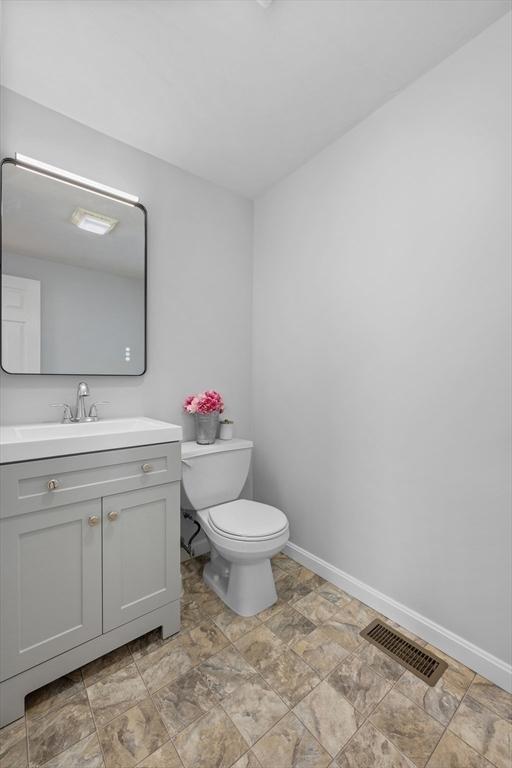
top-left (272, 554), bottom-right (304, 576)
top-left (292, 627), bottom-right (350, 677)
top-left (181, 599), bottom-right (206, 631)
top-left (265, 606), bottom-right (316, 646)
top-left (252, 711), bottom-right (331, 768)
top-left (152, 668), bottom-right (218, 735)
top-left (335, 600), bottom-right (378, 629)
top-left (468, 675), bottom-right (512, 723)
top-left (328, 654), bottom-right (392, 716)
top-left (235, 625), bottom-right (286, 672)
top-left (221, 674), bottom-right (288, 746)
top-left (232, 752), bottom-right (262, 768)
top-left (449, 696), bottom-right (511, 768)
top-left (336, 721), bottom-right (414, 768)
top-left (293, 593), bottom-right (339, 625)
top-left (315, 583), bottom-right (352, 608)
top-left (197, 591), bottom-right (227, 618)
top-left (299, 572), bottom-right (327, 590)
top-left (98, 698), bottom-right (168, 768)
top-left (41, 732), bottom-right (104, 768)
top-left (27, 689), bottom-right (95, 767)
top-left (293, 680), bottom-right (363, 757)
top-left (257, 599), bottom-right (287, 622)
top-left (0, 717), bottom-right (28, 768)
top-left (355, 642), bottom-right (405, 683)
top-left (16, 568), bottom-right (509, 768)
top-left (181, 558), bottom-right (203, 579)
top-left (174, 707), bottom-right (248, 768)
top-left (135, 635), bottom-right (195, 694)
top-left (181, 585), bottom-right (212, 611)
top-left (26, 671), bottom-right (84, 722)
top-left (129, 629), bottom-right (174, 662)
top-left (369, 689), bottom-right (444, 768)
top-left (272, 563), bottom-right (289, 582)
top-left (213, 608), bottom-right (261, 642)
top-left (82, 645), bottom-right (132, 687)
top-left (321, 617), bottom-right (363, 654)
top-left (87, 663), bottom-right (147, 728)
top-left (259, 648), bottom-right (320, 707)
top-left (277, 574), bottom-right (316, 605)
top-left (136, 740), bottom-right (181, 767)
top-left (395, 669), bottom-right (462, 726)
top-left (199, 645), bottom-right (257, 699)
top-left (426, 729), bottom-right (494, 768)
top-left (182, 620), bottom-right (230, 665)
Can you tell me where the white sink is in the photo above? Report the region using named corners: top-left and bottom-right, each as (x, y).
top-left (0, 417), bottom-right (182, 463)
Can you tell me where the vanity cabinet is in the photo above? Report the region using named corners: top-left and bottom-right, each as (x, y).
top-left (0, 441), bottom-right (181, 727)
top-left (1, 499), bottom-right (103, 677)
top-left (102, 484), bottom-right (180, 631)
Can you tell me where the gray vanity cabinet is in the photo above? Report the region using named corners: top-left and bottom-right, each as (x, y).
top-left (0, 442), bottom-right (181, 727)
top-left (0, 499), bottom-right (103, 678)
top-left (102, 484), bottom-right (180, 632)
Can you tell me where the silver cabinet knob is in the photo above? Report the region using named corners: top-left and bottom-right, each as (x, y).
top-left (47, 479), bottom-right (60, 491)
top-left (141, 463), bottom-right (153, 473)
top-left (107, 510), bottom-right (119, 522)
top-left (88, 515), bottom-right (100, 527)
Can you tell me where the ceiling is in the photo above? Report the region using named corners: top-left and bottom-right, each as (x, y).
top-left (1, 0), bottom-right (510, 197)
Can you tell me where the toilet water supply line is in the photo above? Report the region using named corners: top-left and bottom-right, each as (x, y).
top-left (180, 457), bottom-right (202, 555)
top-left (181, 510), bottom-right (202, 556)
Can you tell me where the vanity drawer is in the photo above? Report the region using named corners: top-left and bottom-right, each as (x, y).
top-left (0, 442), bottom-right (181, 516)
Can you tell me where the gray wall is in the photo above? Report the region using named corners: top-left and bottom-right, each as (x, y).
top-left (253, 16), bottom-right (511, 665)
top-left (3, 251), bottom-right (144, 374)
top-left (1, 87), bottom-right (253, 438)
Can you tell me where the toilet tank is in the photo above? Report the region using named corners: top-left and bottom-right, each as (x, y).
top-left (181, 438), bottom-right (253, 511)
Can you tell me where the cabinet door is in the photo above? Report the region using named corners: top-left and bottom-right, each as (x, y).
top-left (0, 500), bottom-right (102, 680)
top-left (102, 483), bottom-right (180, 632)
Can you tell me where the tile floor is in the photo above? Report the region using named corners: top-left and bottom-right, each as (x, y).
top-left (1, 553), bottom-right (510, 768)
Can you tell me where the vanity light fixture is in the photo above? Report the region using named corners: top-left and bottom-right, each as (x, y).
top-left (14, 153), bottom-right (139, 205)
top-left (71, 207), bottom-right (118, 235)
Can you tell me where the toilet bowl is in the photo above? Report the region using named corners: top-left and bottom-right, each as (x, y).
top-left (181, 439), bottom-right (289, 616)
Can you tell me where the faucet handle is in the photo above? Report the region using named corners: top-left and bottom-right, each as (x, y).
top-left (50, 403), bottom-right (73, 423)
top-left (88, 401), bottom-right (110, 421)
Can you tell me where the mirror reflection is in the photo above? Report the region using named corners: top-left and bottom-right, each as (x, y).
top-left (1, 160), bottom-right (146, 375)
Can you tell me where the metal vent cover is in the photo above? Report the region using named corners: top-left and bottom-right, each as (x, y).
top-left (360, 619), bottom-right (448, 686)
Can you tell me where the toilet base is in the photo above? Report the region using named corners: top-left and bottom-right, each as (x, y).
top-left (203, 549), bottom-right (277, 617)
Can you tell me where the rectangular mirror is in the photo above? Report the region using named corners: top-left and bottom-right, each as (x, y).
top-left (1, 157), bottom-right (146, 375)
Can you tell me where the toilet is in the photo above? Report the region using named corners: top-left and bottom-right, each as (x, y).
top-left (181, 439), bottom-right (289, 616)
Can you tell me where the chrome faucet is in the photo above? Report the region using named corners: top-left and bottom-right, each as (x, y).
top-left (75, 381), bottom-right (90, 422)
top-left (50, 382), bottom-right (110, 423)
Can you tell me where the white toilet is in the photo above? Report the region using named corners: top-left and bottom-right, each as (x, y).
top-left (181, 439), bottom-right (289, 616)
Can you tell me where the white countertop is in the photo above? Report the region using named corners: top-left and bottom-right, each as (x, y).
top-left (0, 417), bottom-right (182, 463)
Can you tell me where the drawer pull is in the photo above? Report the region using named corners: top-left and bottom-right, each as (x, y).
top-left (141, 463), bottom-right (153, 473)
top-left (88, 515), bottom-right (100, 527)
top-left (107, 510), bottom-right (119, 522)
top-left (47, 479), bottom-right (60, 491)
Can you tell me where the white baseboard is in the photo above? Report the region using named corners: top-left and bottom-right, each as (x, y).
top-left (284, 541), bottom-right (512, 693)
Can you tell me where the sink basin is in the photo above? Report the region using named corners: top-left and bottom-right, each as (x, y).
top-left (0, 417), bottom-right (182, 463)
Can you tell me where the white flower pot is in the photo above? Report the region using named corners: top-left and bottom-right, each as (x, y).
top-left (219, 422), bottom-right (234, 440)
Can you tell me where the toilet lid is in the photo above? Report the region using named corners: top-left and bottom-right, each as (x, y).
top-left (209, 499), bottom-right (288, 539)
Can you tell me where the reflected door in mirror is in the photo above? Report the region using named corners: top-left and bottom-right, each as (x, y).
top-left (1, 274), bottom-right (41, 373)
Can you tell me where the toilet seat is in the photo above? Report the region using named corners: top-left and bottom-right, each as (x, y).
top-left (208, 499), bottom-right (288, 542)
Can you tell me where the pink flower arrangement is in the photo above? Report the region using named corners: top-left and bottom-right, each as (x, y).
top-left (183, 390), bottom-right (224, 415)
